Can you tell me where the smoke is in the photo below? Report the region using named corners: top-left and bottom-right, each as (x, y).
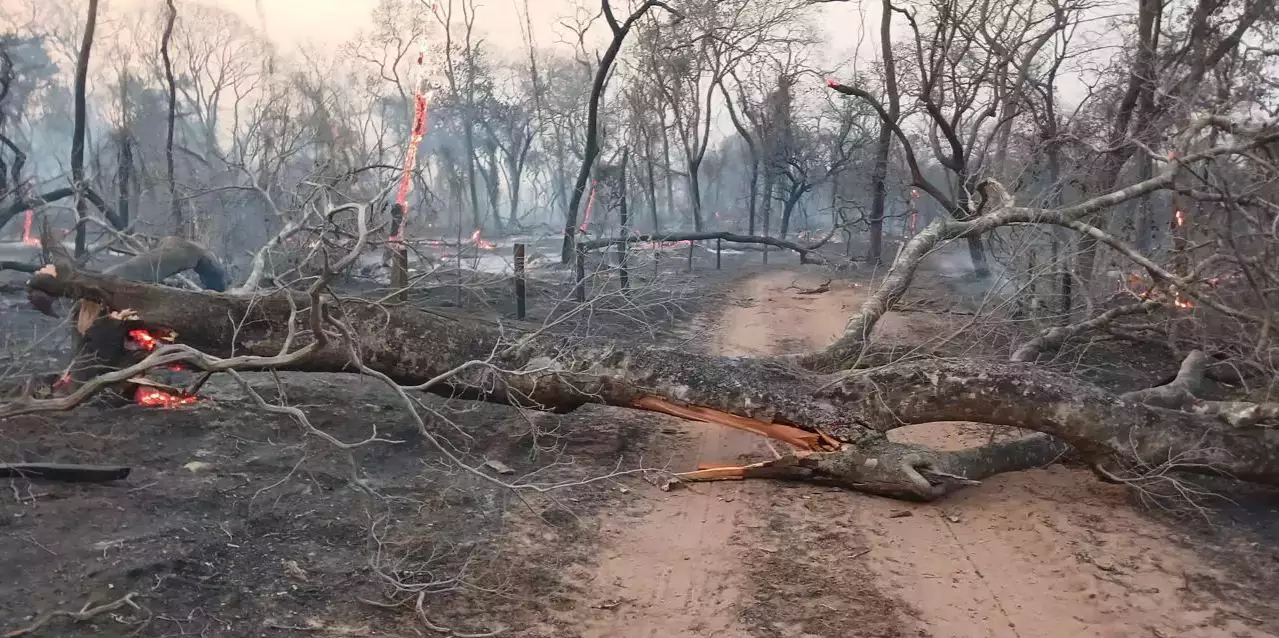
top-left (927, 240), bottom-right (1014, 304)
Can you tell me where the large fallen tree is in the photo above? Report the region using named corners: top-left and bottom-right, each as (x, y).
top-left (7, 110), bottom-right (1279, 501)
top-left (8, 237), bottom-right (1279, 501)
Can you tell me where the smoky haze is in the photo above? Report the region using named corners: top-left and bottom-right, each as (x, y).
top-left (0, 0), bottom-right (1142, 289)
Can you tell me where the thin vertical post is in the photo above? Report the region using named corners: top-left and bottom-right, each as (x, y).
top-left (618, 242), bottom-right (629, 291)
top-left (389, 203), bottom-right (409, 303)
top-left (514, 243), bottom-right (526, 319)
top-left (687, 240), bottom-right (694, 272)
top-left (573, 242), bottom-right (586, 303)
top-left (715, 238), bottom-right (722, 270)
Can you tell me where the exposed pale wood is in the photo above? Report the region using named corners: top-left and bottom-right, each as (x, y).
top-left (634, 395), bottom-right (839, 451)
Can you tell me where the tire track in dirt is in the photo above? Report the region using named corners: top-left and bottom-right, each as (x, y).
top-left (573, 269), bottom-right (1272, 638)
top-left (570, 281), bottom-right (777, 638)
top-left (727, 270), bottom-right (1273, 638)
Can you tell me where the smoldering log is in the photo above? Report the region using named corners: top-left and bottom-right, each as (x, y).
top-left (20, 263), bottom-right (1279, 501)
top-left (24, 231), bottom-right (229, 389)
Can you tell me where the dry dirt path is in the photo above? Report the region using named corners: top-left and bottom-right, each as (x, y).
top-left (571, 269), bottom-right (1272, 638)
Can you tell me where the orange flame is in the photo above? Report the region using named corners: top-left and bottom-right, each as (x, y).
top-left (128, 329), bottom-right (161, 351)
top-left (579, 180), bottom-right (598, 233)
top-left (126, 327), bottom-right (176, 353)
top-left (21, 210), bottom-right (40, 246)
top-left (470, 229), bottom-right (495, 250)
top-left (1174, 209), bottom-right (1185, 227)
top-left (135, 385), bottom-right (198, 408)
top-left (390, 42), bottom-right (433, 248)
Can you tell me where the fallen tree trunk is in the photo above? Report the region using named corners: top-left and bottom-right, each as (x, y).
top-left (14, 263), bottom-right (1279, 501)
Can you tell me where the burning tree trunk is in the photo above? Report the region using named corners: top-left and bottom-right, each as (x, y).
top-left (16, 259), bottom-right (1279, 502)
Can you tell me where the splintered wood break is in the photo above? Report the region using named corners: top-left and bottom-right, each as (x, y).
top-left (76, 299), bottom-right (103, 334)
top-left (633, 395), bottom-right (840, 451)
top-left (681, 465), bottom-right (751, 481)
top-left (674, 453), bottom-right (812, 484)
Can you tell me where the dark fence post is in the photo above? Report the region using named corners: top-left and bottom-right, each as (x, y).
top-left (514, 243), bottom-right (526, 319)
top-left (617, 241), bottom-right (629, 291)
top-left (716, 237), bottom-right (722, 270)
top-left (389, 203), bottom-right (409, 303)
top-left (573, 242), bottom-right (586, 303)
top-left (686, 240), bottom-right (694, 272)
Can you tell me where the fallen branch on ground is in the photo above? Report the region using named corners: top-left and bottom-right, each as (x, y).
top-left (1010, 300), bottom-right (1162, 362)
top-left (787, 278), bottom-right (832, 295)
top-left (1123, 350), bottom-right (1279, 428)
top-left (578, 231), bottom-right (842, 265)
top-left (0, 463), bottom-right (131, 482)
top-left (2, 592), bottom-right (141, 638)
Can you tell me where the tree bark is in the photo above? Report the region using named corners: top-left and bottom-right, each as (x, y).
top-left (20, 264), bottom-right (1279, 501)
top-left (718, 78), bottom-right (759, 236)
top-left (71, 0), bottom-right (101, 258)
top-left (562, 0), bottom-right (675, 263)
top-left (866, 0), bottom-right (901, 266)
top-left (161, 0), bottom-right (182, 236)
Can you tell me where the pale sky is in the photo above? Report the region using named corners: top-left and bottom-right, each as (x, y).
top-left (207, 0), bottom-right (869, 81)
top-left (213, 0), bottom-right (872, 73)
top-left (204, 0), bottom-right (880, 141)
top-left (209, 0), bottom-right (1097, 107)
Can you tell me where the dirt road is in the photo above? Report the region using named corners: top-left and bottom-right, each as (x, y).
top-left (572, 270), bottom-right (1272, 638)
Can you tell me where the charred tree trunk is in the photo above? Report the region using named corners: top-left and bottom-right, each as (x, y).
top-left (116, 131), bottom-right (132, 229)
top-left (778, 184), bottom-right (807, 240)
top-left (661, 114), bottom-right (676, 228)
top-left (719, 79), bottom-right (759, 236)
top-left (71, 0), bottom-right (101, 258)
top-left (644, 136), bottom-right (660, 233)
top-left (867, 124), bottom-right (891, 265)
top-left (20, 265), bottom-right (1279, 502)
top-left (563, 0), bottom-right (675, 263)
top-left (687, 159), bottom-right (704, 232)
top-left (161, 0), bottom-right (181, 237)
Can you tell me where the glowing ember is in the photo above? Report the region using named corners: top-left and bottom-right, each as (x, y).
top-left (579, 180), bottom-right (599, 233)
top-left (825, 78), bottom-right (839, 88)
top-left (390, 37), bottom-right (433, 248)
top-left (21, 210), bottom-right (40, 246)
top-left (52, 373), bottom-right (73, 390)
top-left (126, 328), bottom-right (176, 352)
top-left (135, 385), bottom-right (198, 408)
top-left (127, 329), bottom-right (161, 351)
top-left (470, 229), bottom-right (495, 250)
top-left (1174, 209), bottom-right (1185, 227)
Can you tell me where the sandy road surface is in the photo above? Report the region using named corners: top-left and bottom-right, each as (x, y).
top-left (571, 270), bottom-right (1272, 638)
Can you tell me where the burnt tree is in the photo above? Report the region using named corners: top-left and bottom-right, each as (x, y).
top-left (15, 257), bottom-right (1279, 501)
top-left (562, 0), bottom-right (681, 264)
